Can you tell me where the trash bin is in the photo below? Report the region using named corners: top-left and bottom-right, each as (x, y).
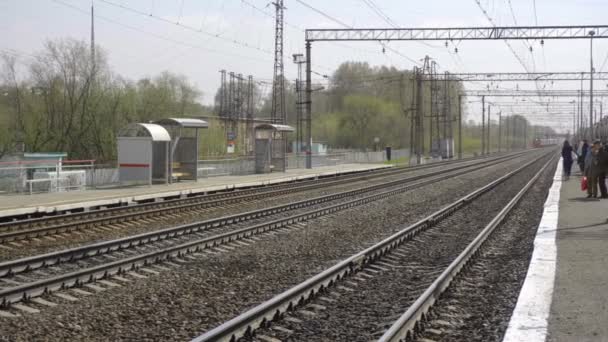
top-left (385, 146), bottom-right (392, 161)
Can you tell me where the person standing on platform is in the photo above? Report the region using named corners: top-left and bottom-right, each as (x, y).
top-left (561, 140), bottom-right (574, 180)
top-left (579, 140), bottom-right (589, 173)
top-left (585, 141), bottom-right (607, 198)
top-left (597, 141), bottom-right (608, 198)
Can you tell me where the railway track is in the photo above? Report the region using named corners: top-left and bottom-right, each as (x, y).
top-left (0, 152), bottom-right (526, 246)
top-left (190, 150), bottom-right (555, 342)
top-left (0, 153), bottom-right (507, 227)
top-left (0, 151), bottom-right (537, 308)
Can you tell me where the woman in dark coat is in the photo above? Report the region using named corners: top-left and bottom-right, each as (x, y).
top-left (562, 140), bottom-right (574, 180)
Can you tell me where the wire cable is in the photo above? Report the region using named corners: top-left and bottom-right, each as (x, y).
top-left (98, 0), bottom-right (272, 54)
top-left (51, 0), bottom-right (273, 63)
top-left (294, 0), bottom-right (420, 66)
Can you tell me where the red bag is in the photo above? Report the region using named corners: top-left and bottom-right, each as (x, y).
top-left (581, 176), bottom-right (588, 191)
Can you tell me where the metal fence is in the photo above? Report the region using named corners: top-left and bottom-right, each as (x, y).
top-left (0, 159), bottom-right (97, 194)
top-left (0, 149), bottom-right (411, 194)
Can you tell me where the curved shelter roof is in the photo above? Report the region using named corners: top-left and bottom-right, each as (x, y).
top-left (255, 123), bottom-right (295, 132)
top-left (155, 118), bottom-right (209, 128)
top-left (118, 123), bottom-right (171, 141)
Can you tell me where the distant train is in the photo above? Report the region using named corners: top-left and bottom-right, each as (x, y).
top-left (532, 138), bottom-right (559, 148)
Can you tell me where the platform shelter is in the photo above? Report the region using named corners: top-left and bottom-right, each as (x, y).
top-left (117, 123), bottom-right (171, 185)
top-left (254, 124), bottom-right (294, 173)
top-left (155, 118), bottom-right (208, 182)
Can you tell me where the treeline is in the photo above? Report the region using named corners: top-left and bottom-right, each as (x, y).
top-left (0, 38), bottom-right (556, 162)
top-left (308, 62), bottom-right (464, 151)
top-left (0, 38), bottom-right (206, 161)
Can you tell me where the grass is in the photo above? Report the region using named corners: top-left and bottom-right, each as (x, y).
top-left (384, 157), bottom-right (410, 166)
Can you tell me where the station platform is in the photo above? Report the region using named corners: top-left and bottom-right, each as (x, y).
top-left (0, 164), bottom-right (391, 219)
top-left (504, 159), bottom-right (608, 342)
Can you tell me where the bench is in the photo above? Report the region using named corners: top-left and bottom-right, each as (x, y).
top-left (171, 162), bottom-right (192, 181)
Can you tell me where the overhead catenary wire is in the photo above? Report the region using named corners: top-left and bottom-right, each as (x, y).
top-left (238, 0), bottom-right (375, 74)
top-left (474, 0), bottom-right (531, 74)
top-left (97, 0), bottom-right (272, 54)
top-left (50, 0), bottom-right (273, 63)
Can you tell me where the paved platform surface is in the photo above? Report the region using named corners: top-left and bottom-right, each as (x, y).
top-left (0, 164), bottom-right (391, 218)
top-left (547, 168), bottom-right (608, 342)
top-left (504, 159), bottom-right (608, 342)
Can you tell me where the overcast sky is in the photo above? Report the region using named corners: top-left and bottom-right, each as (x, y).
top-left (2, 0), bottom-right (608, 131)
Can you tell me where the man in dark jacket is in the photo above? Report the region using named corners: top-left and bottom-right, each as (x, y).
top-left (579, 140), bottom-right (589, 173)
top-left (586, 140), bottom-right (608, 198)
top-left (598, 141), bottom-right (608, 198)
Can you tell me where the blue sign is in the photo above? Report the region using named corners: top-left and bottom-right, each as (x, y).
top-left (227, 132), bottom-right (237, 140)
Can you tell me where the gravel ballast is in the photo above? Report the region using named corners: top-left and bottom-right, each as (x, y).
top-left (245, 154), bottom-right (553, 342)
top-left (413, 156), bottom-right (556, 342)
top-left (0, 152), bottom-right (546, 341)
top-left (0, 156), bottom-right (510, 262)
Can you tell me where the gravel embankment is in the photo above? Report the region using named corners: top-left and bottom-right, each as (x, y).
top-left (5, 158), bottom-right (515, 282)
top-left (0, 157), bottom-right (507, 261)
top-left (413, 158), bottom-right (556, 342)
top-left (247, 154), bottom-right (552, 342)
top-left (0, 152), bottom-right (546, 341)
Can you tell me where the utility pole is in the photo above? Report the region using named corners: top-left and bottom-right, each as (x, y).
top-left (590, 30), bottom-right (595, 139)
top-left (90, 1), bottom-right (95, 73)
top-left (305, 41), bottom-right (312, 169)
top-left (481, 95), bottom-right (486, 155)
top-left (271, 0), bottom-right (286, 124)
top-left (573, 101), bottom-right (576, 138)
top-left (271, 0), bottom-right (287, 169)
top-left (293, 54), bottom-right (306, 167)
top-left (416, 67), bottom-right (424, 164)
top-left (409, 72), bottom-right (417, 164)
top-left (506, 116), bottom-right (510, 151)
top-left (487, 104), bottom-right (491, 154)
top-left (498, 111), bottom-right (502, 152)
top-left (524, 120), bottom-right (528, 149)
top-left (458, 95), bottom-right (463, 159)
top-left (443, 72), bottom-right (449, 158)
top-left (576, 97), bottom-right (580, 140)
top-left (247, 75), bottom-right (254, 154)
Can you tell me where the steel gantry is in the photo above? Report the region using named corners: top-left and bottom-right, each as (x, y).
top-left (433, 72), bottom-right (608, 82)
top-left (305, 25), bottom-right (608, 41)
top-left (303, 25), bottom-right (608, 167)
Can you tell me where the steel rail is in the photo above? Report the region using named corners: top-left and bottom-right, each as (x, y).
top-left (0, 152), bottom-right (538, 306)
top-left (0, 152), bottom-right (521, 237)
top-left (0, 168), bottom-right (405, 241)
top-left (378, 155), bottom-right (555, 342)
top-left (189, 151), bottom-right (552, 342)
top-left (0, 151), bottom-right (524, 278)
top-left (0, 166), bottom-right (397, 230)
top-left (0, 155), bottom-right (519, 260)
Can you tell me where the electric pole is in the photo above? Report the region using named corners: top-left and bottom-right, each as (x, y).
top-left (271, 0), bottom-right (287, 170)
top-left (458, 95), bottom-right (463, 159)
top-left (498, 111), bottom-right (502, 152)
top-left (481, 95), bottom-right (486, 155)
top-left (293, 53), bottom-right (306, 167)
top-left (487, 104), bottom-right (491, 154)
top-left (590, 30), bottom-right (595, 139)
top-left (271, 0), bottom-right (286, 124)
top-left (91, 1), bottom-right (95, 73)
